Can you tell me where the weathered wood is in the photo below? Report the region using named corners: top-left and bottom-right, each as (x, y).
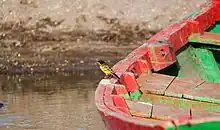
top-left (191, 109), bottom-right (220, 119)
top-left (165, 77), bottom-right (204, 98)
top-left (183, 82), bottom-right (220, 104)
top-left (133, 59), bottom-right (151, 76)
top-left (138, 73), bottom-right (175, 95)
top-left (193, 47), bottom-right (220, 83)
top-left (140, 94), bottom-right (220, 112)
top-left (120, 72), bottom-right (139, 92)
top-left (176, 46), bottom-right (220, 83)
top-left (114, 84), bottom-right (130, 99)
top-left (151, 103), bottom-right (191, 120)
top-left (147, 40), bottom-right (176, 71)
top-left (188, 32), bottom-right (220, 46)
top-left (125, 100), bottom-right (152, 118)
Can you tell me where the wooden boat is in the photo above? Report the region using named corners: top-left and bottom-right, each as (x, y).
top-left (95, 0), bottom-right (220, 129)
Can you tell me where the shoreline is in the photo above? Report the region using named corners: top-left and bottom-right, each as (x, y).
top-left (0, 0), bottom-right (205, 74)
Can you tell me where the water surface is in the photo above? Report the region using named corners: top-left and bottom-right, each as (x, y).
top-left (0, 70), bottom-right (105, 130)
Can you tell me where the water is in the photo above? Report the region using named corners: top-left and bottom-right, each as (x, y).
top-left (0, 70), bottom-right (105, 130)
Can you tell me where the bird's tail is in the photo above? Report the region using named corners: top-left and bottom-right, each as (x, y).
top-left (112, 73), bottom-right (120, 80)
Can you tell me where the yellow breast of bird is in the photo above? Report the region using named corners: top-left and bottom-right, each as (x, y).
top-left (100, 65), bottom-right (112, 75)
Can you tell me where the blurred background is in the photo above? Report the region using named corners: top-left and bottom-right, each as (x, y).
top-left (0, 0), bottom-right (205, 129)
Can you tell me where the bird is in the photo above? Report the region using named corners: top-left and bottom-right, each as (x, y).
top-left (96, 60), bottom-right (120, 80)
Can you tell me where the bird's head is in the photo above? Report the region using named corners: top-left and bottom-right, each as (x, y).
top-left (96, 60), bottom-right (106, 66)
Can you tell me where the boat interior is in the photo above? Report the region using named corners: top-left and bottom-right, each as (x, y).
top-left (119, 21), bottom-right (220, 125)
top-left (158, 21), bottom-right (220, 83)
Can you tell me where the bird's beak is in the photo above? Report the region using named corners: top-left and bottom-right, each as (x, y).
top-left (96, 62), bottom-right (101, 66)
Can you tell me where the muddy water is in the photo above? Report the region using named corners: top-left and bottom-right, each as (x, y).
top-left (0, 70), bottom-right (105, 130)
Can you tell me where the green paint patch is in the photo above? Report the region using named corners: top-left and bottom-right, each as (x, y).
top-left (140, 94), bottom-right (220, 112)
top-left (166, 121), bottom-right (220, 130)
top-left (194, 47), bottom-right (220, 83)
top-left (206, 21), bottom-right (220, 34)
top-left (129, 89), bottom-right (142, 101)
top-left (177, 9), bottom-right (200, 22)
top-left (158, 21), bottom-right (220, 82)
top-left (194, 96), bottom-right (220, 104)
top-left (177, 69), bottom-right (184, 77)
top-left (159, 43), bottom-right (220, 83)
top-left (119, 93), bottom-right (130, 99)
top-left (175, 45), bottom-right (220, 83)
top-left (165, 92), bottom-right (183, 98)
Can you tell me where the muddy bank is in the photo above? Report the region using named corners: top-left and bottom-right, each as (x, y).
top-left (0, 0), bottom-right (205, 74)
top-left (0, 16), bottom-right (157, 74)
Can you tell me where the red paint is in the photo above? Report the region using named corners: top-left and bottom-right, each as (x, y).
top-left (133, 59), bottom-right (150, 76)
top-left (168, 22), bottom-right (191, 51)
top-left (95, 1), bottom-right (220, 129)
top-left (114, 84), bottom-right (129, 96)
top-left (120, 72), bottom-right (139, 92)
top-left (147, 41), bottom-right (176, 71)
top-left (112, 95), bottom-right (128, 108)
top-left (95, 83), bottom-right (167, 130)
top-left (104, 86), bottom-right (115, 106)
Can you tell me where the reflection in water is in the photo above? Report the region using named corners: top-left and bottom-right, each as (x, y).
top-left (0, 70), bottom-right (105, 130)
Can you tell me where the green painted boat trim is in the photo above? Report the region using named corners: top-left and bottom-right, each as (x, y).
top-left (166, 121), bottom-right (220, 130)
top-left (165, 92), bottom-right (183, 98)
top-left (129, 89), bottom-right (142, 101)
top-left (140, 94), bottom-right (220, 112)
top-left (194, 96), bottom-right (220, 104)
top-left (183, 93), bottom-right (220, 105)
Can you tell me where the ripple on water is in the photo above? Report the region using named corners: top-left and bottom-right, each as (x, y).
top-left (0, 70), bottom-right (105, 130)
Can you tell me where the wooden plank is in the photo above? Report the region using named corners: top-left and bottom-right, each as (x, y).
top-left (125, 100), bottom-right (152, 118)
top-left (191, 109), bottom-right (220, 119)
top-left (138, 73), bottom-right (175, 95)
top-left (140, 94), bottom-right (220, 112)
top-left (176, 46), bottom-right (220, 83)
top-left (188, 32), bottom-right (220, 46)
top-left (152, 103), bottom-right (191, 120)
top-left (165, 77), bottom-right (204, 98)
top-left (183, 82), bottom-right (220, 104)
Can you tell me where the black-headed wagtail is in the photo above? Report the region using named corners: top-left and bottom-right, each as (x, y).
top-left (97, 60), bottom-right (120, 80)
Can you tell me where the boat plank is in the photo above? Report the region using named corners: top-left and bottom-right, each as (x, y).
top-left (191, 109), bottom-right (220, 119)
top-left (176, 46), bottom-right (220, 83)
top-left (183, 82), bottom-right (220, 104)
top-left (165, 77), bottom-right (205, 98)
top-left (138, 73), bottom-right (175, 95)
top-left (188, 32), bottom-right (220, 46)
top-left (140, 93), bottom-right (220, 112)
top-left (125, 100), bottom-right (152, 118)
top-left (152, 103), bottom-right (191, 120)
